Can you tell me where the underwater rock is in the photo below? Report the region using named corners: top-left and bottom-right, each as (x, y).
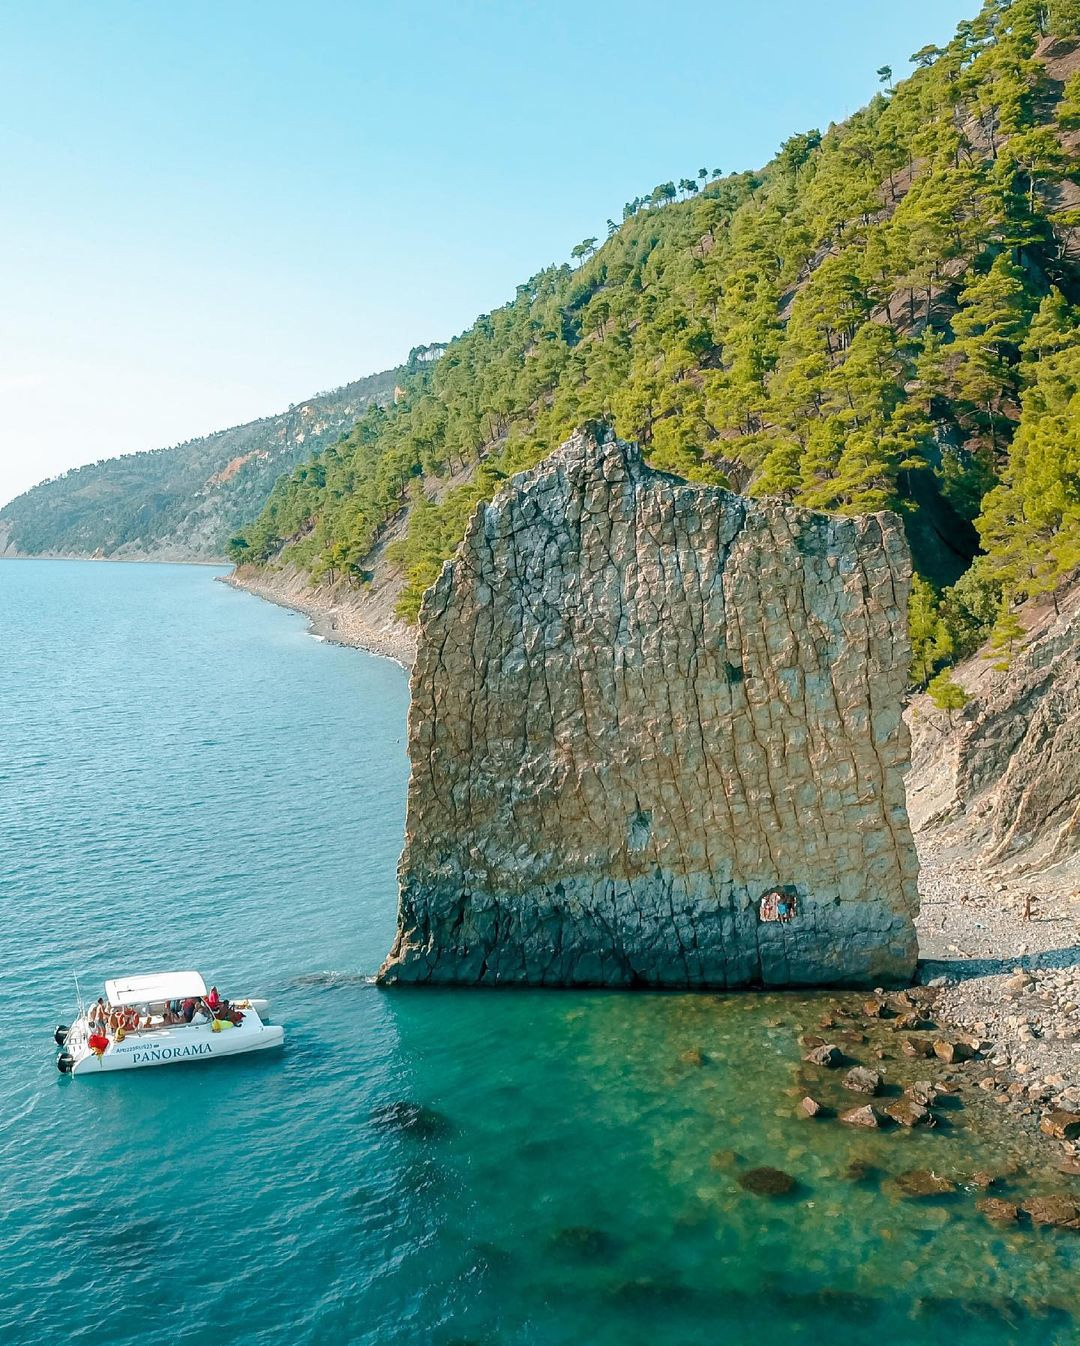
top-left (977, 1197), bottom-right (1020, 1223)
top-left (737, 1167), bottom-right (797, 1196)
top-left (1021, 1195), bottom-right (1080, 1228)
top-left (891, 1169), bottom-right (956, 1199)
top-left (379, 427), bottom-right (920, 988)
top-left (843, 1066), bottom-right (882, 1095)
top-left (709, 1148), bottom-right (742, 1171)
top-left (547, 1226), bottom-right (617, 1261)
top-left (369, 1101), bottom-right (453, 1140)
top-left (679, 1047), bottom-right (707, 1067)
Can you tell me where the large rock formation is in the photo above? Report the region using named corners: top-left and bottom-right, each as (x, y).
top-left (378, 427), bottom-right (920, 988)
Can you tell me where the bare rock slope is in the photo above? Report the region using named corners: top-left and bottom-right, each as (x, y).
top-left (908, 581), bottom-right (1080, 875)
top-left (379, 427), bottom-right (920, 988)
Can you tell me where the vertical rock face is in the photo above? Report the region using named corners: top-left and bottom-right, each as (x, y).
top-left (378, 427), bottom-right (920, 989)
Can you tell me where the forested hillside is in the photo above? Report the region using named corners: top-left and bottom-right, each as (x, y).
top-left (237, 0), bottom-right (1080, 680)
top-left (0, 367), bottom-right (403, 560)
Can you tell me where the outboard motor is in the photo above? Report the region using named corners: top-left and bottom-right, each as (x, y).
top-left (54, 1024), bottom-right (70, 1045)
top-left (56, 1051), bottom-right (74, 1074)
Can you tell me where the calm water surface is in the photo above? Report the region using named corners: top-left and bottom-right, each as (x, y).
top-left (2, 560), bottom-right (1078, 1346)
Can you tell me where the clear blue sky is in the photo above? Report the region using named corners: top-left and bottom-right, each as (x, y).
top-left (0, 0), bottom-right (975, 506)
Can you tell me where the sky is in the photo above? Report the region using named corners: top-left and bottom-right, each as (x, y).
top-left (0, 0), bottom-right (976, 508)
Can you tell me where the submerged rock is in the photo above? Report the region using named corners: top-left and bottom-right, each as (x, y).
top-left (378, 427), bottom-right (920, 989)
top-left (738, 1167), bottom-right (797, 1196)
top-left (547, 1226), bottom-right (617, 1261)
top-left (1021, 1195), bottom-right (1080, 1228)
top-left (369, 1101), bottom-right (453, 1140)
top-left (891, 1169), bottom-right (957, 1199)
top-left (843, 1158), bottom-right (882, 1183)
top-left (977, 1197), bottom-right (1020, 1223)
top-left (709, 1148), bottom-right (742, 1171)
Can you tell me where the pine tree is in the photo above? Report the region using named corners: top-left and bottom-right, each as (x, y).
top-left (909, 576), bottom-right (954, 684)
top-left (927, 669), bottom-right (970, 721)
top-left (951, 252), bottom-right (1033, 450)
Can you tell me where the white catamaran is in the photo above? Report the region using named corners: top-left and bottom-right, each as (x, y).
top-left (54, 971), bottom-right (284, 1076)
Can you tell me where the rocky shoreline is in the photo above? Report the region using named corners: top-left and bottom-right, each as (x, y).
top-left (222, 564), bottom-right (417, 668)
top-left (782, 981), bottom-right (1080, 1228)
top-left (915, 842), bottom-right (1080, 1170)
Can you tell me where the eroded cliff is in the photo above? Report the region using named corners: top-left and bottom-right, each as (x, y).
top-left (908, 580), bottom-right (1080, 876)
top-left (379, 427), bottom-right (920, 988)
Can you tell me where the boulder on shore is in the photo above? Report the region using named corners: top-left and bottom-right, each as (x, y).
top-left (1040, 1110), bottom-right (1080, 1141)
top-left (843, 1066), bottom-right (882, 1095)
top-left (803, 1044), bottom-right (844, 1068)
top-left (883, 1099), bottom-right (935, 1128)
top-left (839, 1104), bottom-right (880, 1129)
top-left (901, 1037), bottom-right (934, 1058)
top-left (933, 1040), bottom-right (974, 1064)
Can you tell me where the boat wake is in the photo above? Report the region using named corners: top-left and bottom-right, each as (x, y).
top-left (288, 971), bottom-right (378, 990)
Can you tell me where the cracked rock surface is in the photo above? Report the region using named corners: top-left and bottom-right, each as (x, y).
top-left (377, 427), bottom-right (919, 988)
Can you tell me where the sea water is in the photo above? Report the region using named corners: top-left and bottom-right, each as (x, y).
top-left (1, 559), bottom-right (1078, 1346)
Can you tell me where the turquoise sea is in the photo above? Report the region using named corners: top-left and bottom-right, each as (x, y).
top-left (2, 559), bottom-right (1079, 1346)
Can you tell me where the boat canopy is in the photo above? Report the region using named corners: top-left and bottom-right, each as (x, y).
top-left (104, 971), bottom-right (207, 1008)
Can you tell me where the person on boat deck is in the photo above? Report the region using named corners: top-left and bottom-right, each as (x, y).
top-left (89, 998), bottom-right (106, 1026)
top-left (206, 986), bottom-right (221, 1012)
top-left (180, 997), bottom-right (197, 1023)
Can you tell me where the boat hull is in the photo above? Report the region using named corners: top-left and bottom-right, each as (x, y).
top-left (66, 1010), bottom-right (284, 1075)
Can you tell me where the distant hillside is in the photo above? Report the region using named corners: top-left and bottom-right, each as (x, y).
top-left (0, 366), bottom-right (404, 561)
top-left (236, 0), bottom-right (1080, 687)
